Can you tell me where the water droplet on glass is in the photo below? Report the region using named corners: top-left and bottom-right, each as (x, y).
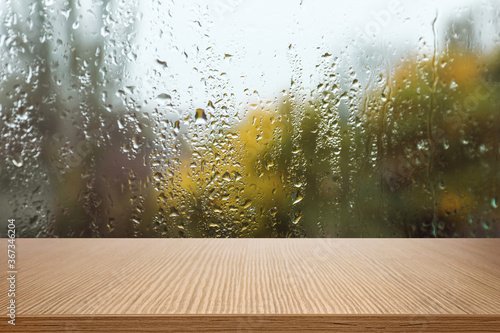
top-left (157, 93), bottom-right (171, 102)
top-left (173, 120), bottom-right (180, 134)
top-left (222, 172), bottom-right (231, 181)
top-left (195, 108), bottom-right (207, 124)
top-left (12, 155), bottom-right (23, 167)
top-left (169, 208), bottom-right (179, 217)
top-left (293, 192), bottom-right (303, 205)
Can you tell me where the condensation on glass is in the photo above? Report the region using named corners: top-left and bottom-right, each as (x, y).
top-left (0, 0), bottom-right (499, 237)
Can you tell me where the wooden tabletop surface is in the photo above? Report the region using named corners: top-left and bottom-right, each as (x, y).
top-left (1, 238), bottom-right (499, 332)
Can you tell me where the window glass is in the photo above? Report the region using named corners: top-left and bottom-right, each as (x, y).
top-left (1, 0), bottom-right (499, 237)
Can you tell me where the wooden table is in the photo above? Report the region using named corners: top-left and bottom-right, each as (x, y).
top-left (1, 239), bottom-right (499, 332)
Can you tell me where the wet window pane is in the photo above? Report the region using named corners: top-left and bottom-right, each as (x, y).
top-left (1, 0), bottom-right (499, 237)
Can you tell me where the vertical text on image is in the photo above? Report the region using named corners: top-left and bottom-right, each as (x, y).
top-left (7, 219), bottom-right (16, 326)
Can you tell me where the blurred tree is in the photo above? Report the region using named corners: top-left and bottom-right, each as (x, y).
top-left (0, 0), bottom-right (157, 237)
top-left (360, 41), bottom-right (500, 237)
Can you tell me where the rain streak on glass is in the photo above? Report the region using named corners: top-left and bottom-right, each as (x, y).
top-left (0, 0), bottom-right (499, 237)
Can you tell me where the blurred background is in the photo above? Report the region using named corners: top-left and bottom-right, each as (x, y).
top-left (0, 0), bottom-right (499, 237)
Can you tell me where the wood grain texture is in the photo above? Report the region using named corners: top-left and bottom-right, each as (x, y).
top-left (1, 239), bottom-right (499, 332)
